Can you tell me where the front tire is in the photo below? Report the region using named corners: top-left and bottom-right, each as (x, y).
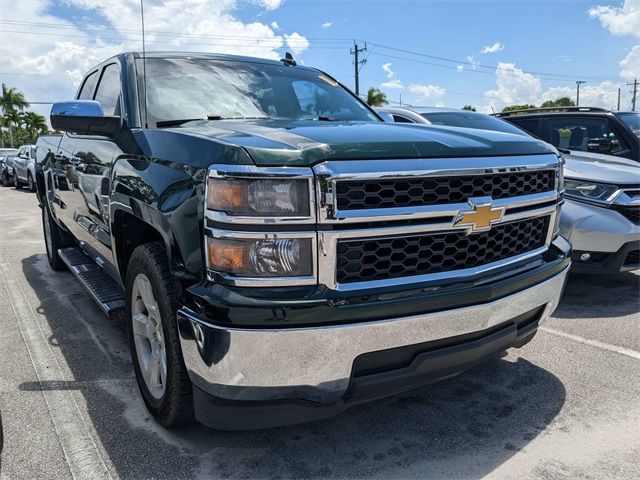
top-left (126, 242), bottom-right (193, 427)
top-left (42, 205), bottom-right (71, 271)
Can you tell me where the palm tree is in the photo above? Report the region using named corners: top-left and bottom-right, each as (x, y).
top-left (23, 111), bottom-right (48, 141)
top-left (0, 83), bottom-right (29, 147)
top-left (367, 87), bottom-right (388, 107)
top-left (3, 109), bottom-right (24, 147)
top-left (0, 115), bottom-right (6, 148)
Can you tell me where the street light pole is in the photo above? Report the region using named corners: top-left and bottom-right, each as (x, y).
top-left (576, 81), bottom-right (586, 106)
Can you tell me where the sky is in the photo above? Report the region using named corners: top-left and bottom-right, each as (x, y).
top-left (0, 0), bottom-right (639, 121)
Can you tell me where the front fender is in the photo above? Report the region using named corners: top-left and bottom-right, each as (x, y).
top-left (110, 156), bottom-right (207, 280)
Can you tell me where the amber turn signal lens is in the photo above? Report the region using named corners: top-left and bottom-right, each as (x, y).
top-left (207, 179), bottom-right (248, 211)
top-left (208, 238), bottom-right (246, 274)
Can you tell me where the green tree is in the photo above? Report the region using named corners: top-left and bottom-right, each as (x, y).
top-left (4, 109), bottom-right (24, 147)
top-left (0, 83), bottom-right (29, 147)
top-left (501, 104), bottom-right (537, 113)
top-left (462, 105), bottom-right (477, 111)
top-left (540, 97), bottom-right (575, 108)
top-left (366, 87), bottom-right (388, 107)
top-left (23, 111), bottom-right (48, 141)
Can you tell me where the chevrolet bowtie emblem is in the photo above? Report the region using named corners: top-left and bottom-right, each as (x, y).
top-left (454, 199), bottom-right (505, 234)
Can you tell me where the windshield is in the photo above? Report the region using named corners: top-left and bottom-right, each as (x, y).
top-left (618, 113), bottom-right (640, 138)
top-left (138, 57), bottom-right (379, 126)
top-left (420, 112), bottom-right (528, 135)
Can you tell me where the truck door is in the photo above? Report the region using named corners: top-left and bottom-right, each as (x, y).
top-left (70, 62), bottom-right (123, 264)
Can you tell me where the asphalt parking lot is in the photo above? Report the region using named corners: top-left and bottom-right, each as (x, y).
top-left (0, 187), bottom-right (638, 480)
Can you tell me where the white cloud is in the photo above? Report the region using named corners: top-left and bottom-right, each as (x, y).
top-left (482, 62), bottom-right (625, 112)
top-left (321, 21), bottom-right (333, 29)
top-left (589, 0), bottom-right (640, 38)
top-left (380, 62), bottom-right (404, 90)
top-left (271, 21), bottom-right (280, 30)
top-left (0, 0), bottom-right (308, 122)
top-left (481, 42), bottom-right (505, 54)
top-left (620, 45), bottom-right (640, 76)
top-left (589, 1), bottom-right (640, 78)
top-left (252, 0), bottom-right (285, 10)
top-left (409, 83), bottom-right (446, 104)
top-left (456, 65), bottom-right (465, 72)
top-left (284, 32), bottom-right (309, 56)
top-left (466, 56), bottom-right (479, 70)
top-left (483, 62), bottom-right (542, 110)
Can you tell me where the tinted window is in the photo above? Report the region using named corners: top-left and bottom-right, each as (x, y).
top-left (392, 114), bottom-right (415, 123)
top-left (547, 117), bottom-right (629, 153)
top-left (421, 112), bottom-right (527, 135)
top-left (507, 118), bottom-right (540, 136)
top-left (139, 57), bottom-right (378, 125)
top-left (94, 63), bottom-right (121, 116)
top-left (618, 113), bottom-right (640, 138)
top-left (77, 71), bottom-right (98, 100)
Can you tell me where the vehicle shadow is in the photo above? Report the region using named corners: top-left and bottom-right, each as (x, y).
top-left (554, 270), bottom-right (640, 319)
top-left (20, 253), bottom-right (566, 479)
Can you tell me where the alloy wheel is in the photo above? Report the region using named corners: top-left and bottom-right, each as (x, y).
top-left (131, 273), bottom-right (167, 399)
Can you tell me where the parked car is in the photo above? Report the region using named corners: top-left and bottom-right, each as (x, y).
top-left (0, 148), bottom-right (18, 187)
top-left (386, 106), bottom-right (639, 273)
top-left (38, 51), bottom-right (569, 430)
top-left (561, 151), bottom-right (639, 273)
top-left (11, 144), bottom-right (37, 191)
top-left (496, 107), bottom-right (640, 162)
top-left (376, 106), bottom-right (527, 135)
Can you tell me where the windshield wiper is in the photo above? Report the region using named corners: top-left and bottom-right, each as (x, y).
top-left (156, 115), bottom-right (270, 128)
top-left (156, 118), bottom-right (202, 128)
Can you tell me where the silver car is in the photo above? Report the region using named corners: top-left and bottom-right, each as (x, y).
top-left (561, 151), bottom-right (639, 273)
top-left (379, 106), bottom-right (640, 273)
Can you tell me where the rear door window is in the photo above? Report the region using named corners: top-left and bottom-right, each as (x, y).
top-left (506, 118), bottom-right (540, 137)
top-left (547, 117), bottom-right (629, 153)
top-left (392, 114), bottom-right (415, 123)
top-left (93, 63), bottom-right (122, 116)
top-left (77, 71), bottom-right (98, 100)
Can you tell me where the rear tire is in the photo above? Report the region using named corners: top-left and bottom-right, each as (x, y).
top-left (126, 242), bottom-right (193, 427)
top-left (42, 205), bottom-right (71, 271)
top-left (27, 173), bottom-right (35, 192)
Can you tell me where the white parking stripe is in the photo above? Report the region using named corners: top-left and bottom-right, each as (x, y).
top-left (0, 246), bottom-right (112, 479)
top-left (540, 326), bottom-right (640, 360)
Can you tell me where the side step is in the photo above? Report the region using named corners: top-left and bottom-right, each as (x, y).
top-left (58, 247), bottom-right (125, 319)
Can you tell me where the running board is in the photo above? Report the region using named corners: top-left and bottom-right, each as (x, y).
top-left (58, 247), bottom-right (125, 318)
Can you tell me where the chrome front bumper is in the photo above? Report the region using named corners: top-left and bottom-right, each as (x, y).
top-left (178, 264), bottom-right (569, 404)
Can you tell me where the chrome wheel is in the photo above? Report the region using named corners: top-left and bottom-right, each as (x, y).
top-left (131, 273), bottom-right (167, 399)
top-left (43, 207), bottom-right (53, 259)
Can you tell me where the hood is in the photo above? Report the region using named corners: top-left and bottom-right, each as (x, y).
top-left (563, 150), bottom-right (640, 185)
top-left (175, 119), bottom-right (557, 166)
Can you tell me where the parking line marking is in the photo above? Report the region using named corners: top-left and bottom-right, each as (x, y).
top-left (0, 247), bottom-right (112, 479)
top-left (540, 326), bottom-right (640, 360)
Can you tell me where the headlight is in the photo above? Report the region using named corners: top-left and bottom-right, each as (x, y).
top-left (207, 177), bottom-right (311, 217)
top-left (207, 236), bottom-right (313, 277)
top-left (564, 179), bottom-right (619, 203)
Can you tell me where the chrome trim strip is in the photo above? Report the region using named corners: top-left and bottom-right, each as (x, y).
top-left (204, 228), bottom-right (318, 287)
top-left (325, 191), bottom-right (559, 224)
top-left (314, 155), bottom-right (560, 223)
top-left (206, 164), bottom-right (316, 225)
top-left (178, 265), bottom-right (570, 402)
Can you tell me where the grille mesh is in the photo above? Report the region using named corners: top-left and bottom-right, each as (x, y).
top-left (336, 216), bottom-right (550, 284)
top-left (335, 170), bottom-right (556, 210)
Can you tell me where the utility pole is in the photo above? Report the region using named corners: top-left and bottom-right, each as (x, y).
top-left (576, 81), bottom-right (586, 106)
top-left (350, 42), bottom-right (367, 97)
top-left (617, 88), bottom-right (621, 111)
top-left (629, 78), bottom-right (638, 111)
top-left (399, 93), bottom-right (402, 107)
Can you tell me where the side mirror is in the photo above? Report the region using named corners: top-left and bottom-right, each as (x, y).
top-left (50, 101), bottom-right (121, 137)
top-left (587, 138), bottom-right (612, 154)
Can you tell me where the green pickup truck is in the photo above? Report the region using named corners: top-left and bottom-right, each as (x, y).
top-left (37, 51), bottom-right (570, 430)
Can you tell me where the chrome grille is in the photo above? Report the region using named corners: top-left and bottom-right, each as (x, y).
top-left (335, 170), bottom-right (556, 210)
top-left (335, 216), bottom-right (550, 284)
